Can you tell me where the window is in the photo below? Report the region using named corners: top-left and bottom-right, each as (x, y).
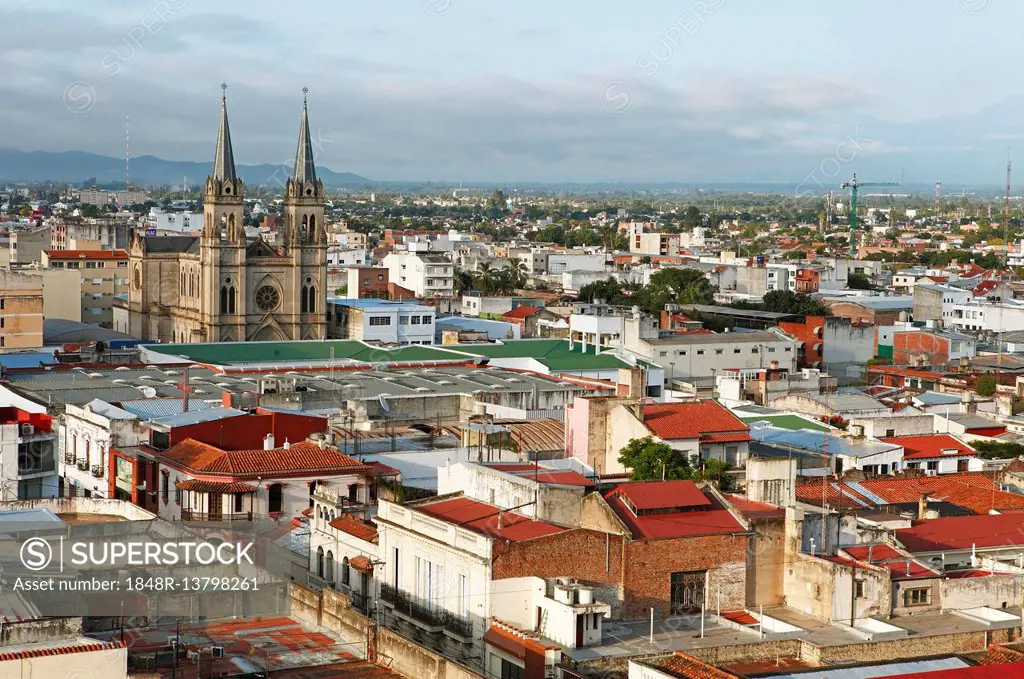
top-left (161, 473), bottom-right (168, 501)
top-left (85, 261), bottom-right (97, 269)
top-left (885, 429), bottom-right (895, 437)
top-left (174, 487), bottom-right (182, 504)
top-left (399, 316), bottom-right (410, 325)
top-left (715, 349), bottom-right (723, 355)
top-left (768, 347), bottom-right (776, 353)
top-left (341, 557), bottom-right (350, 586)
top-left (784, 347), bottom-right (792, 352)
top-left (411, 316), bottom-right (421, 325)
top-left (905, 587), bottom-right (930, 606)
top-left (751, 346), bottom-right (759, 353)
top-left (393, 547), bottom-right (400, 587)
top-left (500, 659), bottom-right (525, 679)
top-left (268, 483), bottom-right (283, 514)
top-left (855, 580), bottom-right (866, 598)
top-left (117, 261), bottom-right (127, 268)
top-left (697, 350), bottom-right (705, 355)
top-left (234, 493), bottom-right (244, 513)
top-left (734, 348), bottom-right (741, 354)
top-left (422, 316), bottom-right (432, 323)
top-left (369, 317), bottom-right (391, 326)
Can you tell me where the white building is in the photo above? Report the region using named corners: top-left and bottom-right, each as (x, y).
top-left (326, 246), bottom-right (367, 267)
top-left (545, 252), bottom-right (606, 276)
top-left (383, 252), bottom-right (454, 298)
top-left (140, 208), bottom-right (204, 235)
top-left (327, 298), bottom-right (436, 344)
top-left (308, 485), bottom-right (379, 608)
top-left (947, 300), bottom-right (1024, 333)
top-left (61, 399), bottom-right (144, 499)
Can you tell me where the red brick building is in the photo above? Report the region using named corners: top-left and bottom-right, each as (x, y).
top-left (794, 268), bottom-right (820, 293)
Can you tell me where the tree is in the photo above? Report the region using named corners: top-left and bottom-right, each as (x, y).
top-left (784, 250), bottom-right (805, 260)
top-left (972, 440), bottom-right (1024, 459)
top-left (474, 263), bottom-right (496, 295)
top-left (633, 268), bottom-right (715, 312)
top-left (847, 272), bottom-right (873, 290)
top-left (976, 375), bottom-right (997, 397)
top-left (618, 437), bottom-right (693, 481)
top-left (760, 290), bottom-right (830, 316)
top-left (578, 278), bottom-right (629, 305)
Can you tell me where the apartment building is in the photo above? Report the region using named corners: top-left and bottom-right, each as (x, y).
top-left (630, 232), bottom-right (683, 257)
top-left (383, 251), bottom-right (454, 298)
top-left (0, 270), bottom-right (43, 350)
top-left (10, 224), bottom-right (50, 264)
top-left (41, 249), bottom-right (129, 327)
top-left (327, 298), bottom-right (436, 344)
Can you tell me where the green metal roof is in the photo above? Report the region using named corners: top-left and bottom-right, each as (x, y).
top-left (742, 415), bottom-right (828, 433)
top-left (142, 340), bottom-right (459, 366)
top-left (447, 339), bottom-right (631, 372)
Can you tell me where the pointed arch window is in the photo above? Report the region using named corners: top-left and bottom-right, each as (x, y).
top-left (307, 285), bottom-right (316, 313)
top-left (301, 286), bottom-right (309, 314)
top-left (301, 215), bottom-right (309, 242)
top-left (228, 286), bottom-right (236, 314)
top-left (228, 213), bottom-right (236, 236)
top-left (309, 215), bottom-right (316, 241)
top-left (220, 286), bottom-right (229, 313)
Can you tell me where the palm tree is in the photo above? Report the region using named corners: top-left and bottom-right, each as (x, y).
top-left (475, 263), bottom-right (496, 295)
top-left (508, 260), bottom-right (529, 289)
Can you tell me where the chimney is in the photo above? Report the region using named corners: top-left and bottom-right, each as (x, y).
top-left (283, 439), bottom-right (290, 450)
top-left (263, 433), bottom-right (275, 450)
top-left (497, 511), bottom-right (504, 530)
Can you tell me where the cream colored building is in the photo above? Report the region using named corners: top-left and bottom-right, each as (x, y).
top-left (41, 249), bottom-right (129, 327)
top-left (126, 90), bottom-right (327, 343)
top-left (0, 269), bottom-right (43, 350)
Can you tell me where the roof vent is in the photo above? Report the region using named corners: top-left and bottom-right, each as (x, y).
top-left (88, 372), bottom-right (104, 378)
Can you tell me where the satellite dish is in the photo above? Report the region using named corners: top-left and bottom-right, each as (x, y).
top-left (379, 396), bottom-right (391, 413)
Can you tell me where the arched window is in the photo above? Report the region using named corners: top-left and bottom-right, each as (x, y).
top-left (268, 483), bottom-right (283, 514)
top-left (228, 213), bottom-right (236, 237)
top-left (341, 556), bottom-right (349, 586)
top-left (301, 215), bottom-right (308, 241)
top-left (301, 286), bottom-right (309, 313)
top-left (180, 271), bottom-right (185, 294)
top-left (307, 286), bottom-right (316, 312)
top-left (309, 215), bottom-right (316, 240)
top-left (316, 546), bottom-right (324, 577)
top-left (220, 286), bottom-right (228, 313)
top-left (326, 551), bottom-right (334, 582)
top-left (228, 286), bottom-right (236, 314)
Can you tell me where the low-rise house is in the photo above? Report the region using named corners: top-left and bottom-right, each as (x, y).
top-left (879, 434), bottom-right (982, 475)
top-left (565, 397), bottom-right (752, 475)
top-left (309, 485), bottom-right (379, 611)
top-left (327, 298), bottom-right (436, 345)
top-left (501, 305), bottom-right (568, 338)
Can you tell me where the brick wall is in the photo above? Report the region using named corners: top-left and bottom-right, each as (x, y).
top-left (623, 534), bottom-right (748, 619)
top-left (493, 528), bottom-right (625, 586)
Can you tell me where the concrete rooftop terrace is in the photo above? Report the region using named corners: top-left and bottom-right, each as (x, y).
top-left (567, 605), bottom-right (1022, 665)
top-left (139, 338), bottom-right (634, 372)
top-left (4, 364), bottom-right (588, 408)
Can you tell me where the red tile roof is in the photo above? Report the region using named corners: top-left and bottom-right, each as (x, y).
top-left (159, 439), bottom-right (371, 479)
top-left (795, 473), bottom-right (1024, 515)
top-left (977, 644), bottom-right (1024, 665)
top-left (896, 513), bottom-right (1024, 552)
top-left (348, 555), bottom-right (374, 572)
top-left (612, 480), bottom-right (712, 511)
top-left (652, 652), bottom-right (740, 679)
top-left (45, 249), bottom-right (128, 259)
top-left (414, 496), bottom-right (564, 542)
top-left (502, 306), bottom-right (541, 320)
top-left (0, 640), bottom-right (125, 662)
top-left (329, 514), bottom-right (379, 544)
top-left (880, 434), bottom-right (976, 460)
top-left (643, 400), bottom-right (751, 442)
top-left (605, 484), bottom-right (746, 540)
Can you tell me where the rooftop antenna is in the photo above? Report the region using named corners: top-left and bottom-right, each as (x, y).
top-left (124, 114), bottom-right (130, 204)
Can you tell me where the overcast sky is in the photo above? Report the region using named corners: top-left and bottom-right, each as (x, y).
top-left (2, 0), bottom-right (1022, 184)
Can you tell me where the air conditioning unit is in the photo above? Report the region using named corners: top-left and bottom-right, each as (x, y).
top-left (212, 646), bottom-right (225, 659)
top-left (166, 637), bottom-right (178, 648)
top-left (20, 424), bottom-right (33, 436)
top-left (188, 650), bottom-right (200, 664)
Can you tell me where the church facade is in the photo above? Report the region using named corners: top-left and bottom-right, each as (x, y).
top-left (126, 89), bottom-right (328, 343)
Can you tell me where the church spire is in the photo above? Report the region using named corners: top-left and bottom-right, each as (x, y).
top-left (211, 83), bottom-right (237, 184)
top-left (292, 87), bottom-right (317, 187)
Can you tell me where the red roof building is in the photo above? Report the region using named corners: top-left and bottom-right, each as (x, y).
top-left (796, 472), bottom-right (1024, 515)
top-left (642, 400), bottom-right (752, 466)
top-left (896, 513), bottom-right (1024, 553)
top-left (879, 434), bottom-right (980, 474)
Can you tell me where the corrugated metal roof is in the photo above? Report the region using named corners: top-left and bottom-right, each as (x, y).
top-left (118, 398), bottom-right (211, 421)
top-left (750, 425), bottom-right (901, 459)
top-left (83, 399), bottom-right (136, 421)
top-left (150, 407), bottom-right (245, 428)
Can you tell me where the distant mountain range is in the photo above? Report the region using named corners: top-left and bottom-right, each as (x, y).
top-left (0, 149), bottom-right (371, 187)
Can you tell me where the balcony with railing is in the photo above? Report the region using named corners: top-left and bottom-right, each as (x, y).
top-left (379, 583), bottom-right (473, 639)
top-left (180, 509), bottom-right (253, 522)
